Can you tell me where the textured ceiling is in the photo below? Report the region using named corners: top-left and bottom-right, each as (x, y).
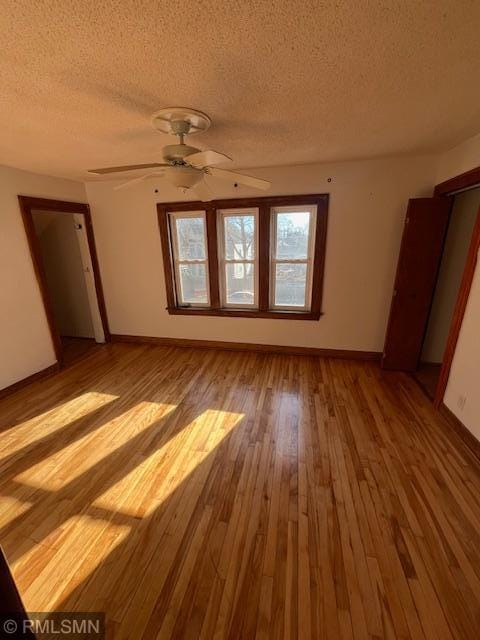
top-left (1, 1), bottom-right (479, 180)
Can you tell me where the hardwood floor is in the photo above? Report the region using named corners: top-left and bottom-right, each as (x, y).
top-left (0, 343), bottom-right (479, 639)
top-left (61, 336), bottom-right (98, 366)
top-left (413, 362), bottom-right (441, 400)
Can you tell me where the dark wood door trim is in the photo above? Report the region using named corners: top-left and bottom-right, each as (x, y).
top-left (434, 205), bottom-right (480, 406)
top-left (18, 196), bottom-right (110, 366)
top-left (431, 166), bottom-right (480, 407)
top-left (434, 165), bottom-right (480, 197)
top-left (0, 547), bottom-right (36, 637)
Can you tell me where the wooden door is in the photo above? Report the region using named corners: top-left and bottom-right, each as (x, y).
top-left (382, 197), bottom-right (453, 370)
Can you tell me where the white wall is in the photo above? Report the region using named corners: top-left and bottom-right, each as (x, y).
top-left (422, 189), bottom-right (480, 363)
top-left (440, 134), bottom-right (480, 437)
top-left (86, 155), bottom-right (437, 351)
top-left (32, 211), bottom-right (94, 338)
top-left (0, 165), bottom-right (86, 390)
top-left (444, 265), bottom-right (480, 439)
top-left (437, 133), bottom-right (480, 184)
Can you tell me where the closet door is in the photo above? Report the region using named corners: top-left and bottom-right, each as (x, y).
top-left (382, 197), bottom-right (452, 370)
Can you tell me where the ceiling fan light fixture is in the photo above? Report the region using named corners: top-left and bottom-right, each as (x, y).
top-left (165, 165), bottom-right (203, 189)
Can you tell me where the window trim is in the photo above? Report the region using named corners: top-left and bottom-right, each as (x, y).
top-left (168, 209), bottom-right (210, 308)
top-left (157, 194), bottom-right (329, 321)
top-left (217, 207), bottom-right (259, 310)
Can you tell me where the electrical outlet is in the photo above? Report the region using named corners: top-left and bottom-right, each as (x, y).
top-left (457, 394), bottom-right (467, 411)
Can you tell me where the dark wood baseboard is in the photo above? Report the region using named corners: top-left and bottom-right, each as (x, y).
top-left (111, 334), bottom-right (381, 360)
top-left (0, 341), bottom-right (380, 402)
top-left (0, 363), bottom-right (60, 401)
top-left (439, 403), bottom-right (480, 463)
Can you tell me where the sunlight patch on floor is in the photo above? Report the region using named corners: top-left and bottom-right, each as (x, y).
top-left (18, 515), bottom-right (131, 610)
top-left (0, 392), bottom-right (119, 458)
top-left (13, 402), bottom-right (177, 490)
top-left (93, 408), bottom-right (245, 518)
top-left (0, 495), bottom-right (33, 527)
top-left (5, 405), bottom-right (244, 611)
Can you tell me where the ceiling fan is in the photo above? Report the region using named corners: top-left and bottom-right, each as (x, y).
top-left (87, 107), bottom-right (271, 200)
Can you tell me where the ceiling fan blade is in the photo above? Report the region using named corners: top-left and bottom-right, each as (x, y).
top-left (88, 163), bottom-right (168, 175)
top-left (185, 150), bottom-right (232, 169)
top-left (191, 180), bottom-right (213, 202)
top-left (113, 171), bottom-right (164, 191)
top-left (207, 167), bottom-right (271, 191)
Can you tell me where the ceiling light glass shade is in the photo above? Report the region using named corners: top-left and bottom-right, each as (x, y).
top-left (165, 165), bottom-right (203, 189)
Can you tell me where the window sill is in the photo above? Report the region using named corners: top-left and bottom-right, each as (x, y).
top-left (166, 307), bottom-right (322, 321)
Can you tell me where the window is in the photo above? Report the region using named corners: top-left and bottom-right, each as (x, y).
top-left (218, 208), bottom-right (258, 308)
top-left (168, 211), bottom-right (209, 306)
top-left (271, 206), bottom-right (317, 311)
top-left (158, 195), bottom-right (328, 320)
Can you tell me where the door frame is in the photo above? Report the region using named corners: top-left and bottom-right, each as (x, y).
top-left (432, 166), bottom-right (480, 407)
top-left (18, 196), bottom-right (110, 366)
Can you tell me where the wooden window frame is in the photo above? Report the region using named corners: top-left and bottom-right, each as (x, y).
top-left (157, 194), bottom-right (329, 321)
top-left (217, 207), bottom-right (259, 310)
top-left (270, 204), bottom-right (318, 312)
top-left (168, 209), bottom-right (211, 308)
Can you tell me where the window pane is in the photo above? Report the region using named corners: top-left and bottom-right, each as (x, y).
top-left (275, 211), bottom-right (311, 259)
top-left (274, 263), bottom-right (307, 307)
top-left (225, 262), bottom-right (255, 305)
top-left (175, 216), bottom-right (206, 260)
top-left (224, 215), bottom-right (255, 260)
top-left (179, 263), bottom-right (208, 304)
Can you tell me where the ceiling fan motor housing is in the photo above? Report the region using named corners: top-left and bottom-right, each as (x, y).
top-left (162, 143), bottom-right (200, 163)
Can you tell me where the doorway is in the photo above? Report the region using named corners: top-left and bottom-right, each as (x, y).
top-left (382, 165), bottom-right (480, 410)
top-left (19, 197), bottom-right (110, 366)
top-left (414, 188), bottom-right (480, 398)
